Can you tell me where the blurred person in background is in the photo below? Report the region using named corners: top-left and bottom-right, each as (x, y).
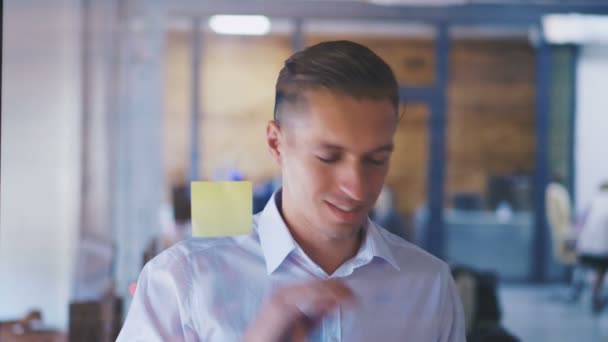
top-left (546, 174), bottom-right (576, 262)
top-left (577, 181), bottom-right (608, 313)
top-left (118, 40), bottom-right (464, 341)
top-left (546, 174), bottom-right (580, 301)
top-left (142, 184), bottom-right (192, 266)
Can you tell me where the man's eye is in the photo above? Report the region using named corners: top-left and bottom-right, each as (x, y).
top-left (317, 156), bottom-right (338, 164)
top-left (366, 158), bottom-right (387, 166)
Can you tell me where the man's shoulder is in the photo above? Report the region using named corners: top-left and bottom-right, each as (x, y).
top-left (377, 227), bottom-right (448, 273)
top-left (146, 232), bottom-right (261, 269)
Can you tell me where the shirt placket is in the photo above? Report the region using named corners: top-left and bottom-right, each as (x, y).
top-left (322, 305), bottom-right (342, 342)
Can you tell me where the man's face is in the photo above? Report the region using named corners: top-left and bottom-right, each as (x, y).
top-left (268, 90), bottom-right (397, 240)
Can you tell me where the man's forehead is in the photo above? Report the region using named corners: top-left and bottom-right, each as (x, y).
top-left (281, 89), bottom-right (397, 151)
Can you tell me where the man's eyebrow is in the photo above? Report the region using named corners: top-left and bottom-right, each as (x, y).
top-left (316, 143), bottom-right (343, 150)
top-left (316, 143), bottom-right (394, 153)
top-left (370, 144), bottom-right (394, 153)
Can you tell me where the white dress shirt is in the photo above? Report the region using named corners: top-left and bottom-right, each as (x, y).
top-left (578, 191), bottom-right (608, 256)
top-left (117, 192), bottom-right (465, 341)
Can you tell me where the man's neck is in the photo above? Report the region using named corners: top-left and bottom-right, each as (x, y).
top-left (292, 228), bottom-right (363, 275)
top-left (278, 191), bottom-right (363, 275)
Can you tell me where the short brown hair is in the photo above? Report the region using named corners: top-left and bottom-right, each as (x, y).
top-left (273, 40), bottom-right (399, 125)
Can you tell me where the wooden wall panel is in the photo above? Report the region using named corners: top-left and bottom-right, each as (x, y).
top-left (164, 33), bottom-right (535, 218)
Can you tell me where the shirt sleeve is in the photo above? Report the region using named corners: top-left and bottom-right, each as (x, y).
top-left (116, 250), bottom-right (197, 341)
top-left (438, 265), bottom-right (467, 342)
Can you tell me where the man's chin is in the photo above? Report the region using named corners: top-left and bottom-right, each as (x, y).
top-left (323, 221), bottom-right (365, 240)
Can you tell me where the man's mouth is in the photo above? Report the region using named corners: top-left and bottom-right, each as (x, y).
top-left (325, 201), bottom-right (366, 222)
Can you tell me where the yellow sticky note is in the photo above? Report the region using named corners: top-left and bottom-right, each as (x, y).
top-left (191, 181), bottom-right (253, 237)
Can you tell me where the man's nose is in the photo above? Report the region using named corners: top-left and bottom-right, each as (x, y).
top-left (337, 162), bottom-right (366, 202)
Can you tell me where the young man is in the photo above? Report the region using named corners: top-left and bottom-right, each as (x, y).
top-left (118, 40), bottom-right (465, 341)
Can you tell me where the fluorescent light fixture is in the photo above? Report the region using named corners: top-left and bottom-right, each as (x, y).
top-left (209, 15), bottom-right (271, 36)
top-left (543, 14), bottom-right (608, 44)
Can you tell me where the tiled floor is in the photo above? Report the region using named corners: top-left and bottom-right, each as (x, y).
top-left (500, 284), bottom-right (608, 342)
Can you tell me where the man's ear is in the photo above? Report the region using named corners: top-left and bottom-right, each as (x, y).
top-left (266, 120), bottom-right (283, 166)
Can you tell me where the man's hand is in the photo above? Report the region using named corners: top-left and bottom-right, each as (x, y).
top-left (243, 279), bottom-right (355, 342)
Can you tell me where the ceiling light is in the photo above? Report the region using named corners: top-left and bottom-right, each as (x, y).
top-left (209, 15), bottom-right (271, 36)
top-left (543, 14), bottom-right (608, 44)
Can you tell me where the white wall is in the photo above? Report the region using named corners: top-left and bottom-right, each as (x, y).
top-left (576, 45), bottom-right (608, 214)
top-left (0, 0), bottom-right (82, 329)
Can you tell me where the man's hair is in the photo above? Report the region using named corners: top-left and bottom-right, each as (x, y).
top-left (273, 40), bottom-right (399, 125)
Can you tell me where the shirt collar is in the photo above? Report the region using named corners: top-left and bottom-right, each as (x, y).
top-left (363, 219), bottom-right (401, 271)
top-left (256, 190), bottom-right (297, 275)
top-left (256, 190), bottom-right (401, 275)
